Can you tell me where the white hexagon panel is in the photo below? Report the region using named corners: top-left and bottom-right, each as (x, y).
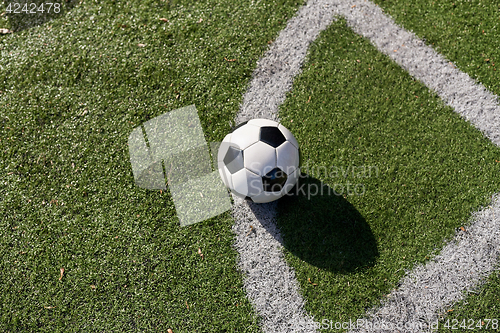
top-left (243, 141), bottom-right (277, 176)
top-left (217, 134), bottom-right (233, 163)
top-left (251, 190), bottom-right (285, 204)
top-left (276, 141), bottom-right (299, 176)
top-left (218, 119), bottom-right (300, 203)
top-left (218, 164), bottom-right (233, 190)
top-left (230, 122), bottom-right (261, 150)
top-left (231, 168), bottom-right (263, 197)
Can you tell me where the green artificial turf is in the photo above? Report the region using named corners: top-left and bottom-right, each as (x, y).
top-left (0, 0), bottom-right (304, 331)
top-left (277, 17), bottom-right (500, 329)
top-left (0, 2), bottom-right (10, 31)
top-left (372, 0), bottom-right (500, 99)
top-left (371, 0), bottom-right (500, 327)
top-left (2, 0), bottom-right (500, 331)
top-left (436, 268), bottom-right (500, 332)
top-left (1, 0), bottom-right (80, 32)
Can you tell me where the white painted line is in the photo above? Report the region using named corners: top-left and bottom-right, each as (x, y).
top-left (333, 0), bottom-right (500, 146)
top-left (234, 0), bottom-right (500, 331)
top-left (325, 1), bottom-right (500, 331)
top-left (236, 0), bottom-right (336, 124)
top-left (350, 195), bottom-right (500, 332)
top-left (232, 198), bottom-right (319, 332)
top-left (232, 1), bottom-right (338, 332)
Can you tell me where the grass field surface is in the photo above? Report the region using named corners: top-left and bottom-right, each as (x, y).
top-left (278, 16), bottom-right (500, 327)
top-left (0, 0), bottom-right (303, 331)
top-left (1, 0), bottom-right (500, 332)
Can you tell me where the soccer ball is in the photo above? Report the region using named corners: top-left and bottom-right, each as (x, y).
top-left (217, 119), bottom-right (300, 203)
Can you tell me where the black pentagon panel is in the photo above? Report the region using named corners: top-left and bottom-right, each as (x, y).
top-left (224, 146), bottom-right (244, 174)
top-left (262, 167), bottom-right (288, 192)
top-left (231, 120), bottom-right (249, 132)
top-left (260, 126), bottom-right (286, 148)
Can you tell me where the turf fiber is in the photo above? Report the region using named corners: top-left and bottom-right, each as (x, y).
top-left (0, 0), bottom-right (303, 331)
top-left (2, 0), bottom-right (500, 331)
top-left (277, 16), bottom-right (500, 329)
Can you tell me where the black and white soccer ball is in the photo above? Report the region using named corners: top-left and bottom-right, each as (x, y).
top-left (217, 119), bottom-right (300, 203)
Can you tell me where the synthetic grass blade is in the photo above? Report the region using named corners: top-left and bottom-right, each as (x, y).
top-left (233, 0), bottom-right (500, 331)
top-left (231, 0), bottom-right (338, 331)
